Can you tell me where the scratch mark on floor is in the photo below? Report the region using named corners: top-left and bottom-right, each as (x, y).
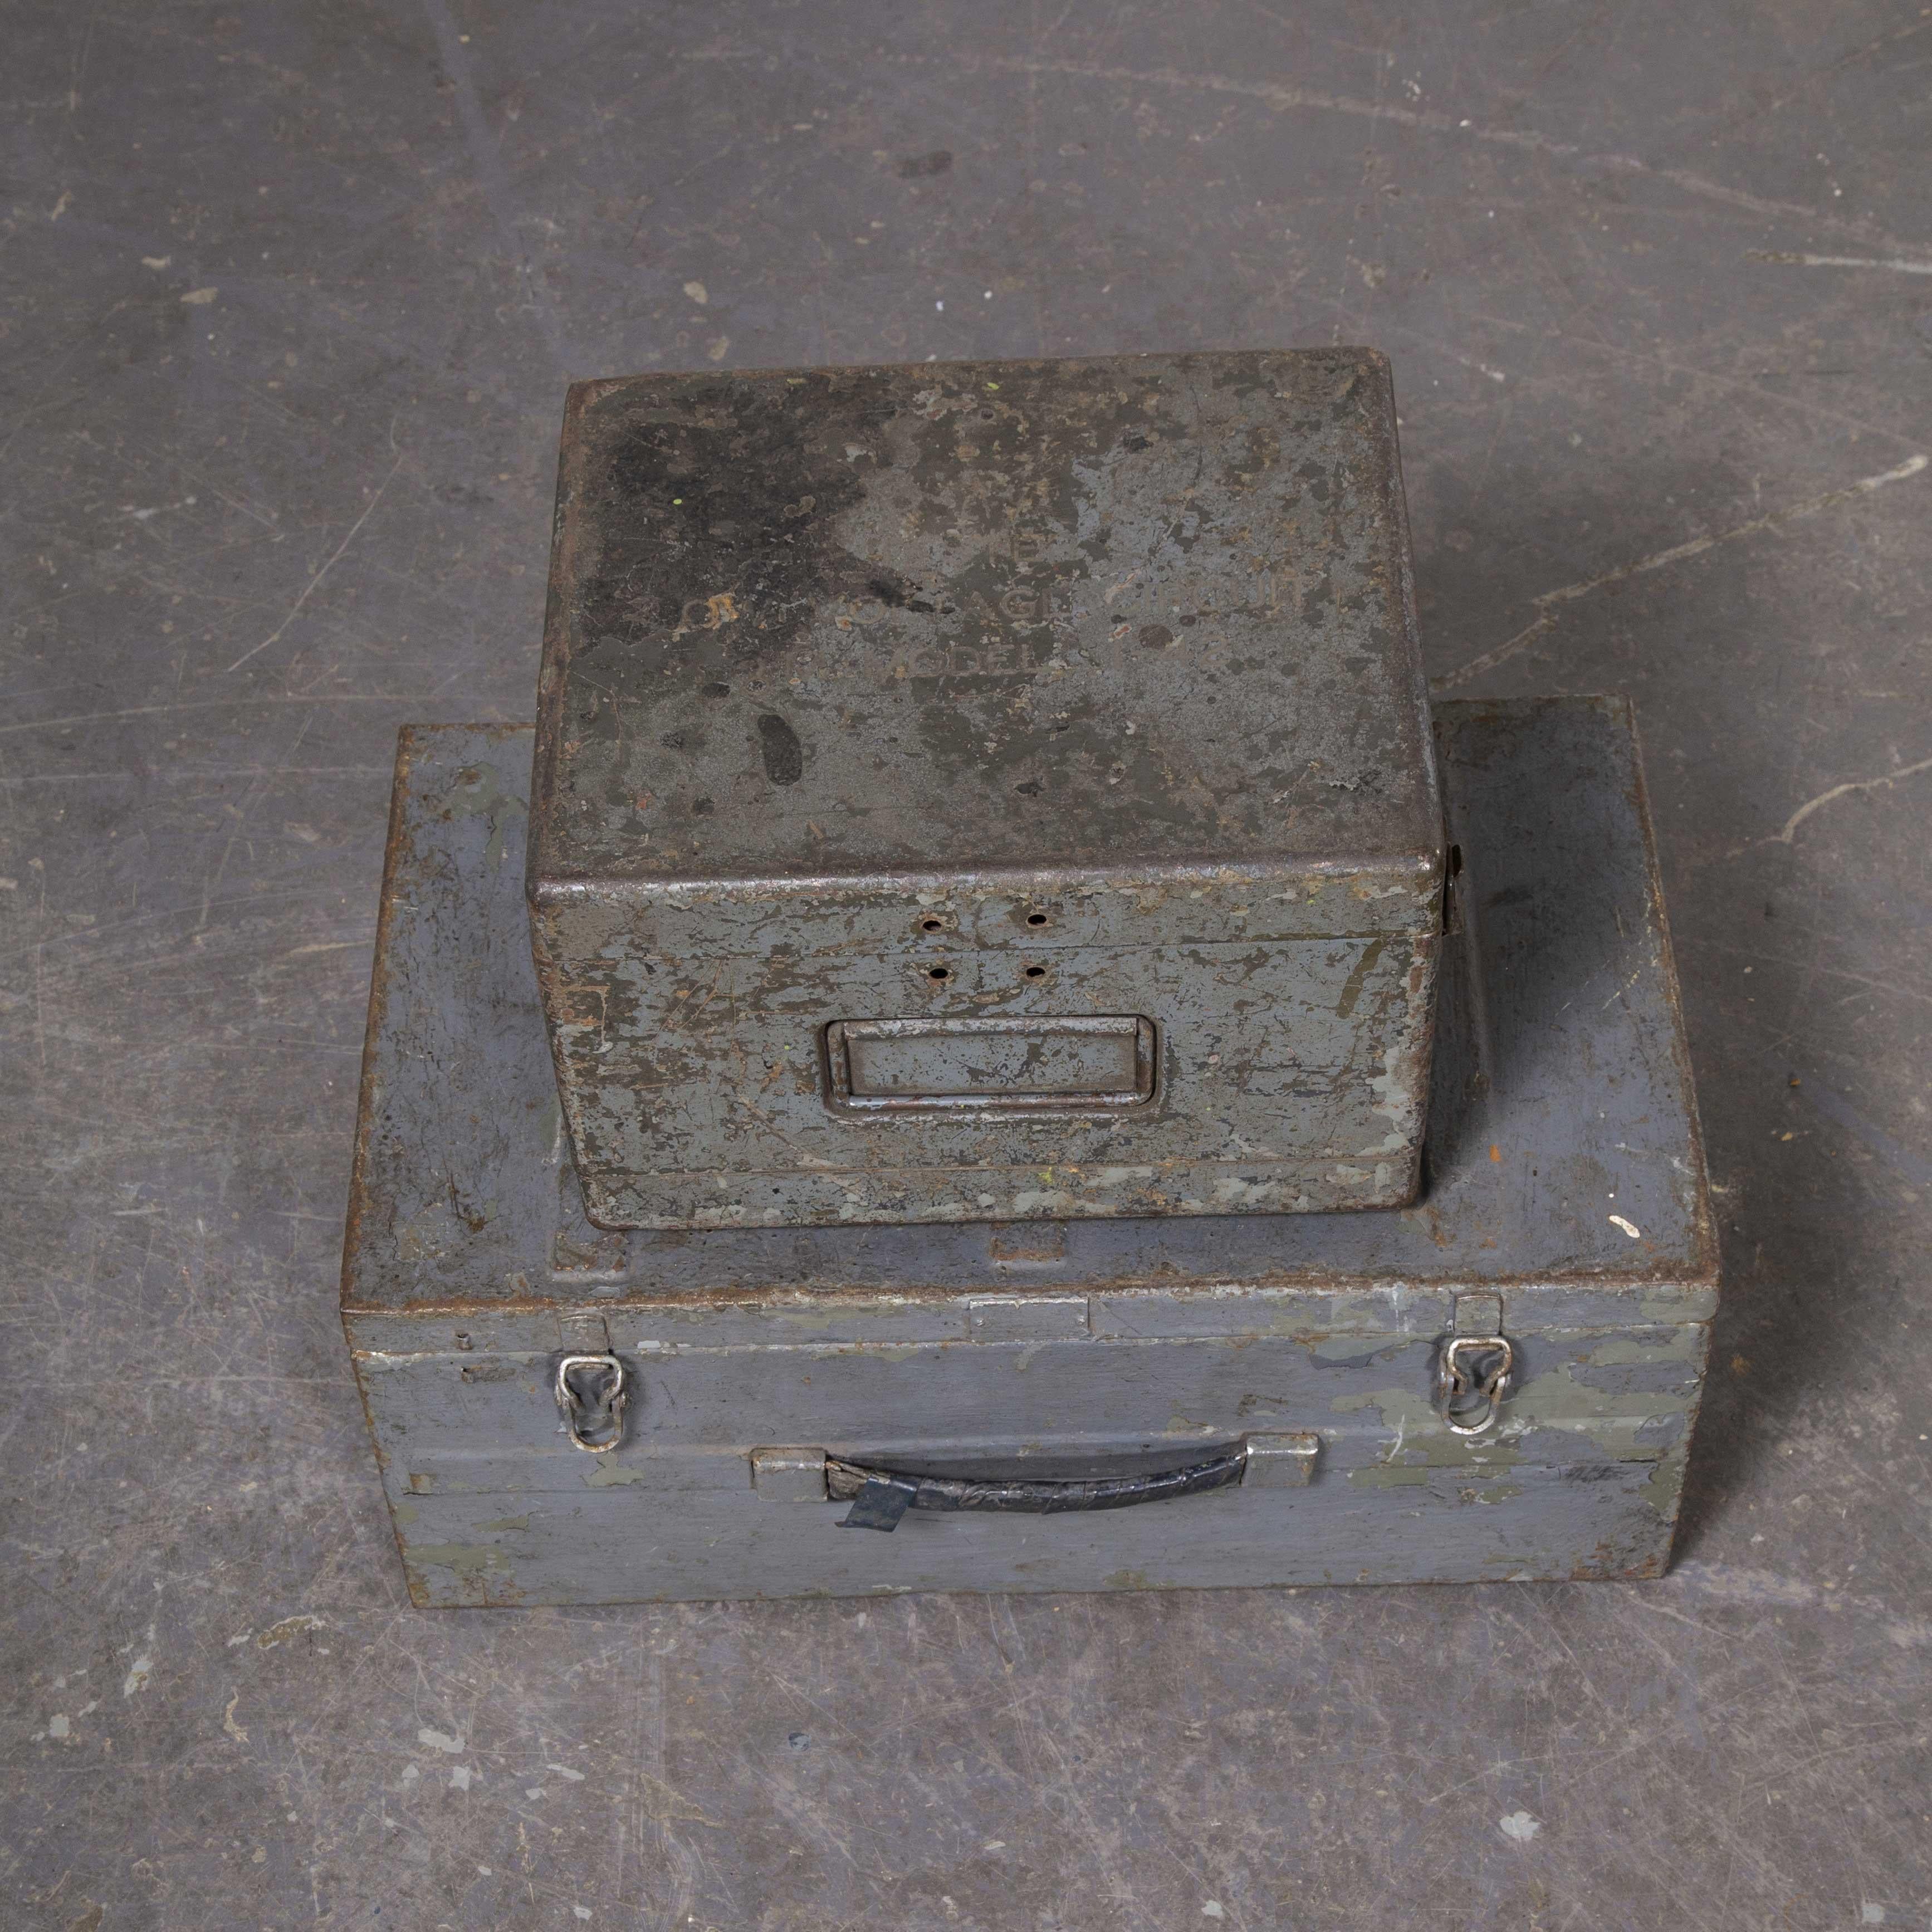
top-left (1771, 752), bottom-right (1932, 845)
top-left (756, 48), bottom-right (1932, 257)
top-left (1378, 297), bottom-right (1916, 451)
top-left (226, 452), bottom-right (404, 673)
top-left (1434, 454), bottom-right (1928, 688)
top-left (1749, 250), bottom-right (1932, 276)
top-left (0, 696), bottom-right (443, 739)
top-left (197, 712), bottom-right (316, 930)
top-left (1666, 937), bottom-right (1932, 1011)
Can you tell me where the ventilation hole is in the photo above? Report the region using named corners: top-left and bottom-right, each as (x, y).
top-left (1024, 965), bottom-right (1046, 980)
top-left (928, 965), bottom-right (951, 981)
top-left (1026, 911), bottom-right (1049, 926)
top-left (922, 917), bottom-right (945, 932)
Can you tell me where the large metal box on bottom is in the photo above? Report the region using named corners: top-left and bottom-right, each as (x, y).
top-left (342, 697), bottom-right (1716, 1606)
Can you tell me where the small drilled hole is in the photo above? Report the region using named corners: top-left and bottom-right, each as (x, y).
top-left (1024, 965), bottom-right (1046, 979)
top-left (928, 965), bottom-right (951, 981)
top-left (1026, 911), bottom-right (1049, 926)
top-left (922, 917), bottom-right (944, 932)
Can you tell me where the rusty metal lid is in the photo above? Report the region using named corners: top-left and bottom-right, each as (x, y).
top-left (530, 349), bottom-right (1440, 897)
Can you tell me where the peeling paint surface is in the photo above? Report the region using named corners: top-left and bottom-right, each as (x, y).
top-left (529, 354), bottom-right (1444, 1229)
top-left (346, 704), bottom-right (1715, 1604)
top-left (346, 702), bottom-right (1716, 1320)
top-left (3, 3), bottom-right (1928, 1928)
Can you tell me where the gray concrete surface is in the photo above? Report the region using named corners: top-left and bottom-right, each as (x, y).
top-left (3, 3), bottom-right (1928, 1927)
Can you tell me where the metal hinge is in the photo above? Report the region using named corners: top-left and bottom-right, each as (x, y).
top-left (1436, 1293), bottom-right (1515, 1437)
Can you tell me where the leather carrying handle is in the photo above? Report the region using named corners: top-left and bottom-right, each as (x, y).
top-left (828, 1447), bottom-right (1247, 1532)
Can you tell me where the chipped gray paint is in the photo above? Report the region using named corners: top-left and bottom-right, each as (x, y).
top-left (344, 698), bottom-right (1716, 1604)
top-left (527, 351), bottom-right (1444, 1228)
top-left (7, 6), bottom-right (1929, 1926)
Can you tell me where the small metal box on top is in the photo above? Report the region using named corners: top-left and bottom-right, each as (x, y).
top-left (529, 349), bottom-right (1444, 1231)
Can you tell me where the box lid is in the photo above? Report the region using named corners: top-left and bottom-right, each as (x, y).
top-left (343, 701), bottom-right (1716, 1324)
top-left (530, 349), bottom-right (1439, 911)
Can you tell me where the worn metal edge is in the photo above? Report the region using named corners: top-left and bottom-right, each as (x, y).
top-left (340, 722), bottom-right (533, 1610)
top-left (526, 852), bottom-right (1444, 905)
top-left (1620, 698), bottom-right (1722, 1287)
top-left (1378, 352), bottom-right (1444, 883)
top-left (577, 1152), bottom-right (1428, 1227)
top-left (340, 1271), bottom-right (1718, 1329)
top-left (336, 719), bottom-right (535, 1313)
top-left (339, 723), bottom-right (415, 1322)
top-left (1429, 691), bottom-right (1719, 1588)
top-left (339, 724), bottom-right (424, 1606)
top-left (527, 377), bottom-right (597, 908)
top-left (1617, 691), bottom-right (1722, 1555)
top-left (559, 343), bottom-right (1392, 406)
top-left (1432, 692), bottom-right (1720, 1287)
top-left (344, 1313), bottom-right (1714, 1362)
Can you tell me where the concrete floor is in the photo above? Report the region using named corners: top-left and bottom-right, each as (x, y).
top-left (4, 3), bottom-right (1930, 1926)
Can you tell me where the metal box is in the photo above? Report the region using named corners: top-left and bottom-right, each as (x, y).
top-left (343, 697), bottom-right (1717, 1607)
top-left (528, 350), bottom-right (1443, 1230)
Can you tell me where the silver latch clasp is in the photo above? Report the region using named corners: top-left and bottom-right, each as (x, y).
top-left (554, 1352), bottom-right (627, 1452)
top-left (1436, 1335), bottom-right (1515, 1436)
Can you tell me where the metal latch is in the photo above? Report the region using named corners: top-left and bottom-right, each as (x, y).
top-left (554, 1353), bottom-right (627, 1452)
top-left (1436, 1294), bottom-right (1515, 1437)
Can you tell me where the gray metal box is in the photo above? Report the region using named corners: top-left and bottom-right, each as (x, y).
top-left (528, 350), bottom-right (1442, 1230)
top-left (343, 697), bottom-right (1716, 1607)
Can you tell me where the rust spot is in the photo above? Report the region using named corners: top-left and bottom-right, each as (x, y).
top-left (1335, 937), bottom-right (1386, 1019)
top-left (757, 714), bottom-right (804, 785)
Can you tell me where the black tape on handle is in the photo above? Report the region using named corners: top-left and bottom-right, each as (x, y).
top-left (830, 1448), bottom-right (1246, 1533)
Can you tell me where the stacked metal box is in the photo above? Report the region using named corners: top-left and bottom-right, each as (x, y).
top-left (341, 352), bottom-right (1715, 1605)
